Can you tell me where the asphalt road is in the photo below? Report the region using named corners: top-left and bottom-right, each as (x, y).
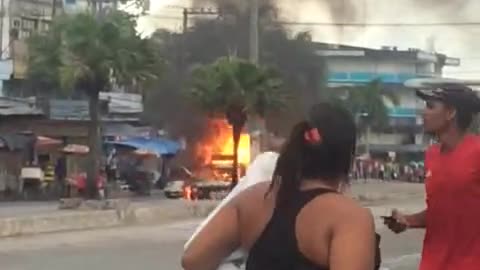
top-left (0, 220), bottom-right (424, 270)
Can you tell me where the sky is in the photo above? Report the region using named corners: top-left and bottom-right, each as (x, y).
top-left (137, 0), bottom-right (480, 80)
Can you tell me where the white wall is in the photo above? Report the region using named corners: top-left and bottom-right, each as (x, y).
top-left (360, 133), bottom-right (406, 145)
top-left (327, 58), bottom-right (416, 74)
top-left (395, 89), bottom-right (419, 108)
top-left (63, 0), bottom-right (89, 13)
top-left (63, 0), bottom-right (115, 14)
top-left (1, 0), bottom-right (11, 59)
top-left (327, 58), bottom-right (376, 73)
top-left (416, 62), bottom-right (436, 75)
top-left (374, 61), bottom-right (415, 74)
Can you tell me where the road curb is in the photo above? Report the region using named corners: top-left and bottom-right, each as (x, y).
top-left (0, 210), bottom-right (122, 238)
top-left (0, 200), bottom-right (219, 238)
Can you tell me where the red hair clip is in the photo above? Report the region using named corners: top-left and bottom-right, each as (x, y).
top-left (304, 128), bottom-right (322, 144)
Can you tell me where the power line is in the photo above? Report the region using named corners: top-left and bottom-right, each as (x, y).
top-left (143, 15), bottom-right (183, 21)
top-left (445, 70), bottom-right (480, 74)
top-left (277, 21), bottom-right (480, 27)
top-left (145, 14), bottom-right (480, 27)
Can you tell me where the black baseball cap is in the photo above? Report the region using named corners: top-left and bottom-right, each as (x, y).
top-left (416, 83), bottom-right (480, 113)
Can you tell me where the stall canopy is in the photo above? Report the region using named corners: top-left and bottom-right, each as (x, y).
top-left (62, 144), bottom-right (90, 155)
top-left (36, 136), bottom-right (62, 148)
top-left (108, 137), bottom-right (181, 156)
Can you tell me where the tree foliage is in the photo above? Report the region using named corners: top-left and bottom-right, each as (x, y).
top-left (28, 11), bottom-right (162, 97)
top-left (324, 80), bottom-right (399, 130)
top-left (188, 57), bottom-right (287, 118)
top-left (27, 10), bottom-right (162, 197)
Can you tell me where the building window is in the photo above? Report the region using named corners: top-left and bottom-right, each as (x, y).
top-left (39, 21), bottom-right (50, 32)
top-left (20, 30), bottom-right (32, 39)
top-left (21, 18), bottom-right (36, 31)
top-left (13, 19), bottom-right (20, 28)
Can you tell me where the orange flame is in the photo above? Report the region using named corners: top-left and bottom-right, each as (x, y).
top-left (196, 118), bottom-right (251, 167)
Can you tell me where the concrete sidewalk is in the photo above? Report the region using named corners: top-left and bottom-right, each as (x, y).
top-left (0, 199), bottom-right (218, 238)
top-left (0, 180), bottom-right (425, 238)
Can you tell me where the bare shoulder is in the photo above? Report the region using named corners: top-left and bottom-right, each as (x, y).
top-left (309, 193), bottom-right (373, 224)
top-left (235, 181), bottom-right (273, 203)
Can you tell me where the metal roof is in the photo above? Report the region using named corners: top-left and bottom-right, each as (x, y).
top-left (0, 97), bottom-right (43, 116)
top-left (313, 42), bottom-right (459, 66)
top-left (49, 92), bottom-right (143, 121)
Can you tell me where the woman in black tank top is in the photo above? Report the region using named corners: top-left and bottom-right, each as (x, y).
top-left (183, 103), bottom-right (379, 270)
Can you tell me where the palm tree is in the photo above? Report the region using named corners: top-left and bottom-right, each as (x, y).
top-left (324, 80), bottom-right (398, 154)
top-left (186, 57), bottom-right (287, 186)
top-left (27, 11), bottom-right (162, 198)
top-left (145, 1), bottom-right (325, 140)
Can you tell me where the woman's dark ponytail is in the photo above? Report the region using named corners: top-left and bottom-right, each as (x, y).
top-left (267, 121), bottom-right (310, 207)
top-left (266, 103), bottom-right (356, 208)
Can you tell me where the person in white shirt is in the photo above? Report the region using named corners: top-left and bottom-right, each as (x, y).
top-left (184, 151), bottom-right (280, 270)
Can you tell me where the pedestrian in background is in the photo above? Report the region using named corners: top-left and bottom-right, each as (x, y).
top-left (385, 84), bottom-right (480, 270)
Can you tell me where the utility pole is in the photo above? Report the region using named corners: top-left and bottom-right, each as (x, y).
top-left (183, 8), bottom-right (188, 35)
top-left (52, 0), bottom-right (57, 18)
top-left (98, 0), bottom-right (104, 17)
top-left (248, 0), bottom-right (265, 156)
top-left (182, 8), bottom-right (220, 34)
top-left (249, 0), bottom-right (259, 64)
top-left (180, 8), bottom-right (220, 75)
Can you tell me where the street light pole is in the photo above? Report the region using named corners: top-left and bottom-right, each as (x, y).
top-left (356, 112), bottom-right (371, 156)
top-left (98, 0), bottom-right (104, 17)
top-left (365, 124), bottom-right (371, 156)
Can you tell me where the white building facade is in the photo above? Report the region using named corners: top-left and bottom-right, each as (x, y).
top-left (0, 0), bottom-right (123, 95)
top-left (62, 0), bottom-right (117, 14)
top-left (0, 0), bottom-right (62, 95)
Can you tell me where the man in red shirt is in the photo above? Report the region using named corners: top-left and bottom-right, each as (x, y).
top-left (385, 83), bottom-right (480, 270)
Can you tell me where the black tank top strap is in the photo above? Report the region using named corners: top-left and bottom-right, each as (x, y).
top-left (246, 187), bottom-right (336, 270)
top-left (279, 188), bottom-right (338, 217)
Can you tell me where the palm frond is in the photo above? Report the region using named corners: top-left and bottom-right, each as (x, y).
top-left (186, 57), bottom-right (288, 120)
top-left (26, 10), bottom-right (162, 97)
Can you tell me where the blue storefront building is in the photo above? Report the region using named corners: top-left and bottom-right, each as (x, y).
top-left (316, 43), bottom-right (460, 155)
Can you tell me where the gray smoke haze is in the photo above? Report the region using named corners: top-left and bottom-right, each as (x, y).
top-left (273, 0), bottom-right (479, 79)
top-left (140, 0), bottom-right (480, 79)
top-left (188, 0), bottom-right (470, 23)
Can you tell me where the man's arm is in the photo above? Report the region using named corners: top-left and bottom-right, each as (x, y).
top-left (403, 210), bottom-right (426, 229)
top-left (386, 209), bottom-right (426, 233)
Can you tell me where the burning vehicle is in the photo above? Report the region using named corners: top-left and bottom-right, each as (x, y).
top-left (175, 119), bottom-right (252, 200)
top-left (195, 118), bottom-right (251, 182)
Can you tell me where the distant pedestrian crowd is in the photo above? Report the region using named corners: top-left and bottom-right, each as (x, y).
top-left (351, 159), bottom-right (425, 182)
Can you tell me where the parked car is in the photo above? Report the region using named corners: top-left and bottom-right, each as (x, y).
top-left (164, 180), bottom-right (185, 199)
